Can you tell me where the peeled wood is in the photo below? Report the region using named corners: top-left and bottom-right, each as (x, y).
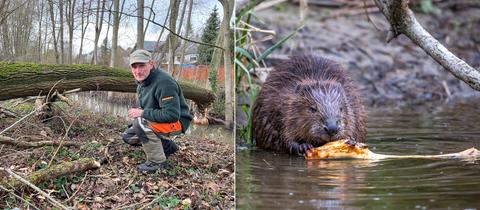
top-left (1, 158), bottom-right (100, 190)
top-left (0, 62), bottom-right (216, 107)
top-left (305, 140), bottom-right (480, 161)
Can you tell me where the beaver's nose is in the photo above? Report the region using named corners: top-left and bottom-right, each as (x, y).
top-left (324, 119), bottom-right (339, 136)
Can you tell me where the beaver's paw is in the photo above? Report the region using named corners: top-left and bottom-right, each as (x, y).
top-left (288, 142), bottom-right (314, 156)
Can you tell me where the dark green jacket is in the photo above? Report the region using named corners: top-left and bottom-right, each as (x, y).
top-left (137, 67), bottom-right (192, 133)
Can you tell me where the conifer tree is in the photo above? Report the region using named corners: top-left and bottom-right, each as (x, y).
top-left (197, 7), bottom-right (220, 65)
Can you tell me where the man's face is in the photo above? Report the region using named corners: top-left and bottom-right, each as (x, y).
top-left (130, 61), bottom-right (153, 82)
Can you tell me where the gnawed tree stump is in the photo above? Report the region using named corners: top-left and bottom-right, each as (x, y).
top-left (1, 158), bottom-right (100, 190)
top-left (0, 62), bottom-right (216, 108)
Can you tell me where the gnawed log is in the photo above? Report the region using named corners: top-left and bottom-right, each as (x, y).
top-left (305, 140), bottom-right (480, 161)
top-left (0, 135), bottom-right (81, 148)
top-left (0, 62), bottom-right (216, 108)
top-left (1, 158), bottom-right (100, 190)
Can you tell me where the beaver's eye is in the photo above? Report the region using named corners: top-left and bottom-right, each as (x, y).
top-left (309, 106), bottom-right (317, 113)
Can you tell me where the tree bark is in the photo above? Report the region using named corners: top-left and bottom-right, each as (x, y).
top-left (136, 0), bottom-right (144, 49)
top-left (218, 0), bottom-right (234, 128)
top-left (373, 0), bottom-right (480, 91)
top-left (1, 158), bottom-right (100, 190)
top-left (0, 63), bottom-right (216, 108)
top-left (111, 0), bottom-right (120, 67)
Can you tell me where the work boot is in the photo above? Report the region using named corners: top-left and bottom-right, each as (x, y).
top-left (161, 138), bottom-right (179, 157)
top-left (137, 161), bottom-right (168, 173)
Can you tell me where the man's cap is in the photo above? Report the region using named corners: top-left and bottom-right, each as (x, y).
top-left (129, 49), bottom-right (152, 66)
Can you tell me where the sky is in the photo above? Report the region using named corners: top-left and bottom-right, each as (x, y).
top-left (76, 0), bottom-right (223, 55)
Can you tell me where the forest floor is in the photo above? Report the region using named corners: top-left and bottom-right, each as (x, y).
top-left (0, 99), bottom-right (234, 209)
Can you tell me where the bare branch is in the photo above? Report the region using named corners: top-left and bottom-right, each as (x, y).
top-left (373, 0), bottom-right (480, 91)
top-left (0, 135), bottom-right (81, 148)
top-left (91, 8), bottom-right (224, 50)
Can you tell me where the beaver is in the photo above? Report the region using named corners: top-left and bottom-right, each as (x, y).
top-left (252, 54), bottom-right (367, 156)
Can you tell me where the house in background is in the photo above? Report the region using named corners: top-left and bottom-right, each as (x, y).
top-left (132, 40), bottom-right (198, 65)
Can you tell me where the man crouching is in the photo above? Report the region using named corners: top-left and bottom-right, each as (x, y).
top-left (122, 49), bottom-right (192, 173)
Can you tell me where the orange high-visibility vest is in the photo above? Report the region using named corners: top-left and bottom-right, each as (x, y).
top-left (148, 120), bottom-right (182, 136)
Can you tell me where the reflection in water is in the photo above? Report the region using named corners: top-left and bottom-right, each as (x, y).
top-left (237, 102), bottom-right (480, 209)
top-left (72, 91), bottom-right (232, 143)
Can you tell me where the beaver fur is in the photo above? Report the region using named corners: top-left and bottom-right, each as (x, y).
top-left (252, 54), bottom-right (367, 156)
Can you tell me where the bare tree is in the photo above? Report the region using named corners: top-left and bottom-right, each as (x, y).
top-left (136, 0), bottom-right (144, 49)
top-left (219, 0), bottom-right (234, 128)
top-left (142, 0), bottom-right (155, 39)
top-left (167, 0), bottom-right (181, 74)
top-left (78, 0), bottom-right (92, 63)
top-left (0, 0), bottom-right (11, 25)
top-left (66, 0), bottom-right (76, 64)
top-left (110, 0), bottom-right (120, 67)
top-left (153, 4), bottom-right (171, 63)
top-left (176, 0), bottom-right (193, 80)
top-left (37, 0), bottom-right (45, 62)
top-left (59, 0), bottom-right (64, 64)
top-left (48, 0), bottom-right (59, 64)
top-left (176, 0), bottom-right (188, 35)
top-left (92, 0), bottom-right (106, 64)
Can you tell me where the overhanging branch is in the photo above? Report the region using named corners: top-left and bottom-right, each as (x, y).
top-left (373, 0), bottom-right (480, 91)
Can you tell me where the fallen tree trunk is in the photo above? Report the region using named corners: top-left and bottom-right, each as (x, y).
top-left (0, 135), bottom-right (81, 148)
top-left (1, 158), bottom-right (100, 190)
top-left (0, 63), bottom-right (216, 107)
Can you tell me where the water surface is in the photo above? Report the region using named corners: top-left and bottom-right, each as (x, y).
top-left (236, 103), bottom-right (480, 209)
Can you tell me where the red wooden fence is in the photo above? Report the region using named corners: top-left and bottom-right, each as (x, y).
top-left (159, 64), bottom-right (226, 82)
